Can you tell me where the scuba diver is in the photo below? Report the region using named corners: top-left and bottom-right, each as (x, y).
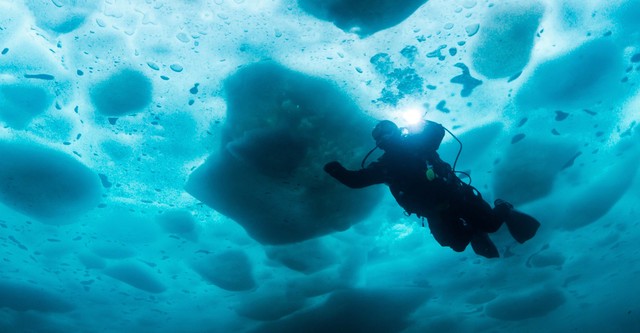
top-left (324, 119), bottom-right (540, 258)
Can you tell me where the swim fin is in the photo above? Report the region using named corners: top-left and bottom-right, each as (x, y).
top-left (494, 199), bottom-right (541, 244)
top-left (470, 232), bottom-right (499, 258)
top-left (504, 209), bottom-right (541, 244)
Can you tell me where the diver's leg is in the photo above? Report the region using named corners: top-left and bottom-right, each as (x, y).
top-left (459, 185), bottom-right (503, 233)
top-left (470, 232), bottom-right (499, 258)
top-left (455, 190), bottom-right (501, 258)
top-left (426, 214), bottom-right (471, 252)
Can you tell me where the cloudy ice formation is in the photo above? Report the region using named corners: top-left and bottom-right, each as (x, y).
top-left (186, 61), bottom-right (381, 245)
top-left (0, 0), bottom-right (639, 332)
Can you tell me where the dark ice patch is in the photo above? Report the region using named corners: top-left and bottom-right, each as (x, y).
top-left (103, 262), bottom-right (166, 293)
top-left (0, 281), bottom-right (74, 312)
top-left (511, 133), bottom-right (525, 144)
top-left (390, 68), bottom-right (424, 96)
top-left (24, 73), bottom-right (55, 80)
top-left (90, 69), bottom-right (152, 116)
top-left (517, 117), bottom-right (528, 127)
top-left (507, 71), bottom-right (522, 82)
top-left (298, 0), bottom-right (428, 37)
top-left (426, 45), bottom-right (447, 61)
top-left (465, 23), bottom-right (480, 37)
top-left (147, 62), bottom-right (160, 71)
top-left (250, 288), bottom-right (430, 333)
top-left (0, 141), bottom-right (102, 221)
top-left (370, 53), bottom-right (424, 105)
top-left (189, 83), bottom-right (199, 94)
top-left (450, 63), bottom-right (482, 97)
top-left (485, 288), bottom-right (565, 320)
top-left (400, 45), bottom-right (418, 62)
top-left (98, 173), bottom-right (112, 188)
top-left (371, 53), bottom-right (393, 73)
top-left (192, 250), bottom-right (255, 291)
top-left (555, 110), bottom-right (569, 121)
top-left (561, 151), bottom-right (582, 170)
top-left (185, 61), bottom-right (381, 245)
top-left (620, 122), bottom-right (636, 138)
top-left (436, 100), bottom-right (450, 113)
top-left (8, 235), bottom-right (28, 251)
top-left (48, 16), bottom-right (86, 33)
top-left (0, 83), bottom-right (54, 128)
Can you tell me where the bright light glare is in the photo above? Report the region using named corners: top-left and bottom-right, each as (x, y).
top-left (401, 107), bottom-right (425, 125)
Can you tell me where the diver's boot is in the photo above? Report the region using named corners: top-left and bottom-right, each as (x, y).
top-left (470, 232), bottom-right (499, 259)
top-left (494, 199), bottom-right (541, 244)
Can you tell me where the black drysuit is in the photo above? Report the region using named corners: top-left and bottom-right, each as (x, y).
top-left (324, 124), bottom-right (503, 252)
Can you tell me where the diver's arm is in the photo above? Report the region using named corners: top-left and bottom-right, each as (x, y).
top-left (324, 161), bottom-right (385, 188)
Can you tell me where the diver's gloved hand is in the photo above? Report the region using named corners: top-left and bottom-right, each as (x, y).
top-left (323, 161), bottom-right (345, 176)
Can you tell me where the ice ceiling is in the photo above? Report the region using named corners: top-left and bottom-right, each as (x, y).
top-left (0, 0), bottom-right (639, 332)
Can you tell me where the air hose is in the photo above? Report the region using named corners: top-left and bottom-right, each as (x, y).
top-left (360, 145), bottom-right (379, 169)
top-left (442, 127), bottom-right (471, 184)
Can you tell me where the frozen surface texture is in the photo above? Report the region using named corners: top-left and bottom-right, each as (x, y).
top-left (186, 61), bottom-right (381, 244)
top-left (0, 1), bottom-right (639, 333)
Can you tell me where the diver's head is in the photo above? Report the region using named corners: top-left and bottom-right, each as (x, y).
top-left (372, 120), bottom-right (401, 151)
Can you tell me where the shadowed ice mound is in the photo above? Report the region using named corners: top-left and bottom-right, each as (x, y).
top-left (485, 288), bottom-right (565, 321)
top-left (470, 1), bottom-right (544, 79)
top-left (0, 281), bottom-right (74, 313)
top-left (250, 288), bottom-right (430, 333)
top-left (186, 61), bottom-right (381, 244)
top-left (103, 262), bottom-right (167, 294)
top-left (0, 141), bottom-right (102, 222)
top-left (516, 39), bottom-right (626, 109)
top-left (298, 0), bottom-right (428, 37)
top-left (492, 138), bottom-right (579, 205)
top-left (191, 250), bottom-right (255, 292)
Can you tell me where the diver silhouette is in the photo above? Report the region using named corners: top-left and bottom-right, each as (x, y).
top-left (324, 120), bottom-right (540, 258)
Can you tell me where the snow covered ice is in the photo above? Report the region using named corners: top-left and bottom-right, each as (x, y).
top-left (0, 0), bottom-right (639, 332)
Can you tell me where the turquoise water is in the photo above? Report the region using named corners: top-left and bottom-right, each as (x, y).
top-left (0, 1), bottom-right (639, 332)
